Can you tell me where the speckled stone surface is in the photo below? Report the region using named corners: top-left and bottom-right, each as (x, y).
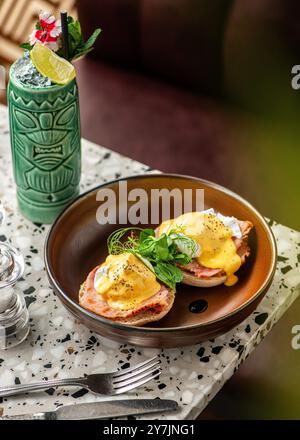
top-left (0, 104), bottom-right (300, 420)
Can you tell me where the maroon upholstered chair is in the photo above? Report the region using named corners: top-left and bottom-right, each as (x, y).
top-left (76, 0), bottom-right (300, 230)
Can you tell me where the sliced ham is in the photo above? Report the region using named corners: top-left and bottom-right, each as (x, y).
top-left (178, 261), bottom-right (224, 278)
top-left (238, 220), bottom-right (253, 237)
top-left (79, 266), bottom-right (171, 320)
top-left (180, 220), bottom-right (253, 279)
top-left (235, 240), bottom-right (251, 263)
top-left (233, 220), bottom-right (253, 262)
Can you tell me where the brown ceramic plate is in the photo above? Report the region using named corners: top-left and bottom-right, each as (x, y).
top-left (45, 174), bottom-right (277, 347)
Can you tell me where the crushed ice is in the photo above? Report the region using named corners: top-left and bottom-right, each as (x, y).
top-left (13, 51), bottom-right (52, 87)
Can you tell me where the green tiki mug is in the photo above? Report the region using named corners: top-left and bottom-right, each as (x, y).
top-left (8, 63), bottom-right (81, 224)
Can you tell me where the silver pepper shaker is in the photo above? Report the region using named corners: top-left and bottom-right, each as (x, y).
top-left (0, 243), bottom-right (29, 349)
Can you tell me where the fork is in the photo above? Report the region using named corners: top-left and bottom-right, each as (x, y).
top-left (0, 356), bottom-right (161, 398)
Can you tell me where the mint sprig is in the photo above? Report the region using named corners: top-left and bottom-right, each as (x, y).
top-left (57, 16), bottom-right (101, 61)
top-left (72, 28), bottom-right (101, 60)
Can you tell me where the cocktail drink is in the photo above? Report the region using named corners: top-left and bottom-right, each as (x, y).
top-left (8, 54), bottom-right (81, 224)
top-left (7, 11), bottom-right (101, 224)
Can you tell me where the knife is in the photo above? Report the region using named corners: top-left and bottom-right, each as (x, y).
top-left (0, 399), bottom-right (179, 420)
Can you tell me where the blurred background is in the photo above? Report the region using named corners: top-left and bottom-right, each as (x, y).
top-left (1, 0), bottom-right (300, 419)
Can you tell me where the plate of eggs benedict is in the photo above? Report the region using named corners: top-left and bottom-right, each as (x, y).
top-left (45, 174), bottom-right (277, 347)
top-left (156, 209), bottom-right (253, 288)
top-left (79, 252), bottom-right (176, 326)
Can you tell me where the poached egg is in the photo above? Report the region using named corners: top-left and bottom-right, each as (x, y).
top-left (158, 211), bottom-right (242, 286)
top-left (94, 253), bottom-right (161, 310)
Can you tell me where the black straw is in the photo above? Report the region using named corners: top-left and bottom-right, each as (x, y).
top-left (60, 10), bottom-right (69, 60)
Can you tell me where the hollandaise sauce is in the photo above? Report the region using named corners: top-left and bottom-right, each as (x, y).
top-left (159, 212), bottom-right (242, 286)
top-left (94, 253), bottom-right (161, 310)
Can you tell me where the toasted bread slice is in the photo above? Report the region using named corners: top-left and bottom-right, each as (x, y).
top-left (79, 269), bottom-right (175, 326)
top-left (182, 272), bottom-right (227, 287)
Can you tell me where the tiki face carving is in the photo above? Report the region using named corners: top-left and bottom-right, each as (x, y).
top-left (13, 103), bottom-right (77, 171)
top-left (8, 80), bottom-right (81, 217)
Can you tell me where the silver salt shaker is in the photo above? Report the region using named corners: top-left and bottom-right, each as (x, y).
top-left (0, 243), bottom-right (29, 349)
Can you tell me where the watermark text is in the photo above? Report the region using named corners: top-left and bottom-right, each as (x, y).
top-left (96, 181), bottom-right (204, 225)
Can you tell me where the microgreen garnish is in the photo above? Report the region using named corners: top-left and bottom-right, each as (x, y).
top-left (107, 227), bottom-right (199, 290)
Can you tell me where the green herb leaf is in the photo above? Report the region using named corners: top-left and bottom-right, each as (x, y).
top-left (107, 227), bottom-right (142, 255)
top-left (63, 19), bottom-right (84, 60)
top-left (138, 238), bottom-right (156, 257)
top-left (140, 229), bottom-right (155, 242)
top-left (155, 234), bottom-right (170, 261)
top-left (68, 21), bottom-right (83, 45)
top-left (154, 262), bottom-right (183, 290)
top-left (20, 43), bottom-right (33, 51)
top-left (80, 28), bottom-right (101, 52)
top-left (174, 253), bottom-right (191, 265)
top-left (72, 46), bottom-right (94, 60)
top-left (72, 28), bottom-right (101, 60)
top-left (106, 227), bottom-right (196, 290)
top-left (35, 21), bottom-right (43, 30)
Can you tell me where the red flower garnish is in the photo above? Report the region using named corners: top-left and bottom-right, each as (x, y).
top-left (29, 11), bottom-right (62, 52)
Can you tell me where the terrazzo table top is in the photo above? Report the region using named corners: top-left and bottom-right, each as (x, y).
top-left (0, 103), bottom-right (300, 420)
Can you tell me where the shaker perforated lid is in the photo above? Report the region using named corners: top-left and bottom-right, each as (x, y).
top-left (0, 243), bottom-right (29, 349)
top-left (0, 243), bottom-right (24, 290)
